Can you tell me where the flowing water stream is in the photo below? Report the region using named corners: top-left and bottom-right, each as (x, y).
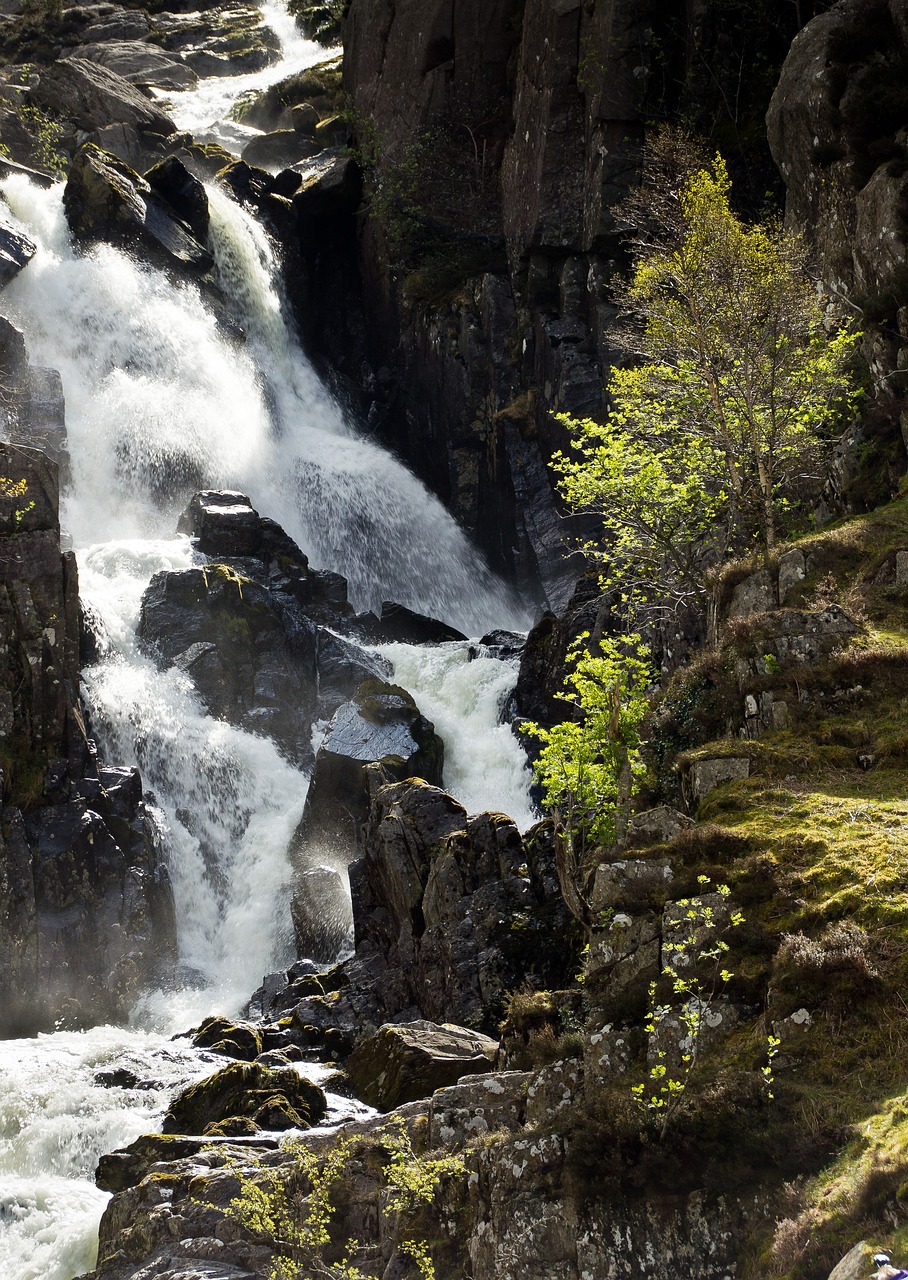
top-left (0, 9), bottom-right (536, 1276)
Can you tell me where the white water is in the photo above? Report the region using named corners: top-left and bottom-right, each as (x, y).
top-left (0, 7), bottom-right (538, 1277)
top-left (164, 1), bottom-right (335, 147)
top-left (0, 1028), bottom-right (207, 1280)
top-left (381, 641), bottom-right (536, 830)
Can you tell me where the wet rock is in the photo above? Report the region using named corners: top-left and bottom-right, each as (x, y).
top-left (177, 489), bottom-right (261, 555)
top-left (64, 144), bottom-right (213, 273)
top-left (0, 210), bottom-right (34, 287)
top-left (241, 129), bottom-right (320, 172)
top-left (162, 1061), bottom-right (327, 1134)
top-left (314, 628), bottom-right (391, 715)
top-left (29, 57), bottom-right (177, 136)
top-left (290, 864), bottom-right (352, 963)
top-left (145, 155), bottom-right (210, 241)
top-left (191, 1015), bottom-right (263, 1061)
top-left (346, 1019), bottom-right (499, 1110)
top-left (288, 679), bottom-right (444, 860)
top-left (153, 4), bottom-right (281, 78)
top-left (355, 601), bottom-right (467, 646)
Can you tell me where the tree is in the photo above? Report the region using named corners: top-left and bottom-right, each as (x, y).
top-left (524, 634), bottom-right (651, 930)
top-left (553, 141), bottom-right (860, 616)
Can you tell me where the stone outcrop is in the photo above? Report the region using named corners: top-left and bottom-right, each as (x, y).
top-left (256, 774), bottom-right (576, 1045)
top-left (768, 0), bottom-right (908, 475)
top-left (63, 144), bottom-right (214, 273)
top-left (345, 1019), bottom-right (499, 1110)
top-left (29, 57), bottom-right (178, 137)
top-left (0, 436), bottom-right (174, 1033)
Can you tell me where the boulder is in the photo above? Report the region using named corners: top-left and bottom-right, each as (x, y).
top-left (345, 1020), bottom-right (499, 1110)
top-left (292, 102), bottom-right (319, 135)
top-left (291, 150), bottom-right (363, 220)
top-left (63, 144), bottom-right (213, 273)
top-left (689, 757), bottom-right (751, 801)
top-left (241, 129), bottom-right (321, 172)
top-left (290, 864), bottom-right (353, 963)
top-left (191, 1014), bottom-right (263, 1060)
top-left (162, 1061), bottom-right (327, 1134)
top-left (355, 601), bottom-right (467, 646)
top-left (29, 57), bottom-right (177, 136)
top-left (827, 1243), bottom-right (876, 1280)
top-left (177, 489), bottom-right (262, 555)
top-left (759, 604), bottom-right (861, 666)
top-left (0, 210), bottom-right (34, 287)
top-left (77, 41), bottom-right (198, 91)
top-left (288, 679), bottom-right (444, 859)
top-left (145, 155), bottom-right (210, 241)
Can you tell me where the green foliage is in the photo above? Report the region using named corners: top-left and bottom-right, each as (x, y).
top-left (554, 148), bottom-right (861, 615)
top-left (220, 1117), bottom-right (465, 1280)
top-left (632, 876), bottom-right (745, 1135)
top-left (0, 474), bottom-right (34, 528)
top-left (524, 633), bottom-right (652, 848)
top-left (523, 634), bottom-right (652, 929)
top-left (16, 102), bottom-right (66, 176)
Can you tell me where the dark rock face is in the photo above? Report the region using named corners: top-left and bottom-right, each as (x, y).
top-left (63, 144), bottom-right (214, 274)
top-left (287, 681), bottom-right (444, 953)
top-left (0, 439), bottom-right (174, 1034)
top-left (142, 491), bottom-right (400, 765)
top-left (257, 772), bottom-right (577, 1042)
top-left (0, 212), bottom-right (35, 288)
top-left (241, 129), bottom-right (321, 172)
top-left (768, 0), bottom-right (908, 466)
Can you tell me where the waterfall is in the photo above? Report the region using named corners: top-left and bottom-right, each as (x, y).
top-left (0, 6), bottom-right (540, 1274)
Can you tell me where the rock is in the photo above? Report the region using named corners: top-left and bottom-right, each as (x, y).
top-left (590, 857), bottom-right (674, 915)
top-left (81, 8), bottom-right (151, 43)
top-left (289, 680), bottom-right (444, 858)
top-left (95, 1131), bottom-right (279, 1193)
top-left (177, 490), bottom-right (262, 555)
top-left (689, 757), bottom-right (751, 801)
top-left (627, 805), bottom-right (692, 848)
top-left (63, 145), bottom-right (213, 273)
top-left (727, 568), bottom-right (778, 620)
top-left (314, 628), bottom-right (392, 715)
top-left (897, 550), bottom-right (908, 586)
top-left (291, 864), bottom-right (353, 963)
top-left (0, 209), bottom-right (35, 287)
top-left (777, 548), bottom-right (806, 603)
top-left (292, 102), bottom-right (319, 135)
top-left (241, 129), bottom-right (321, 172)
top-left (291, 149), bottom-right (362, 218)
top-left (191, 1015), bottom-right (263, 1060)
top-left (759, 605), bottom-right (861, 666)
top-left (355, 601), bottom-right (468, 646)
top-left (139, 565), bottom-right (318, 762)
top-left (145, 155), bottom-right (210, 241)
top-left (77, 41), bottom-right (199, 91)
top-left (427, 1070), bottom-right (530, 1147)
top-left (162, 1061), bottom-right (327, 1134)
top-left (29, 57), bottom-right (177, 136)
top-left (827, 1241), bottom-right (876, 1280)
top-left (345, 1020), bottom-right (499, 1110)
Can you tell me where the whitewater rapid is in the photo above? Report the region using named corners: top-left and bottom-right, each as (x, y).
top-left (0, 5), bottom-right (537, 1277)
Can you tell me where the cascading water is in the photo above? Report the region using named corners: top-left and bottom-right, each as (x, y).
top-left (0, 6), bottom-right (541, 1276)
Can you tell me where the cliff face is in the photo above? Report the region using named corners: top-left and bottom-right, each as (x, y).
top-left (322, 0), bottom-right (838, 609)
